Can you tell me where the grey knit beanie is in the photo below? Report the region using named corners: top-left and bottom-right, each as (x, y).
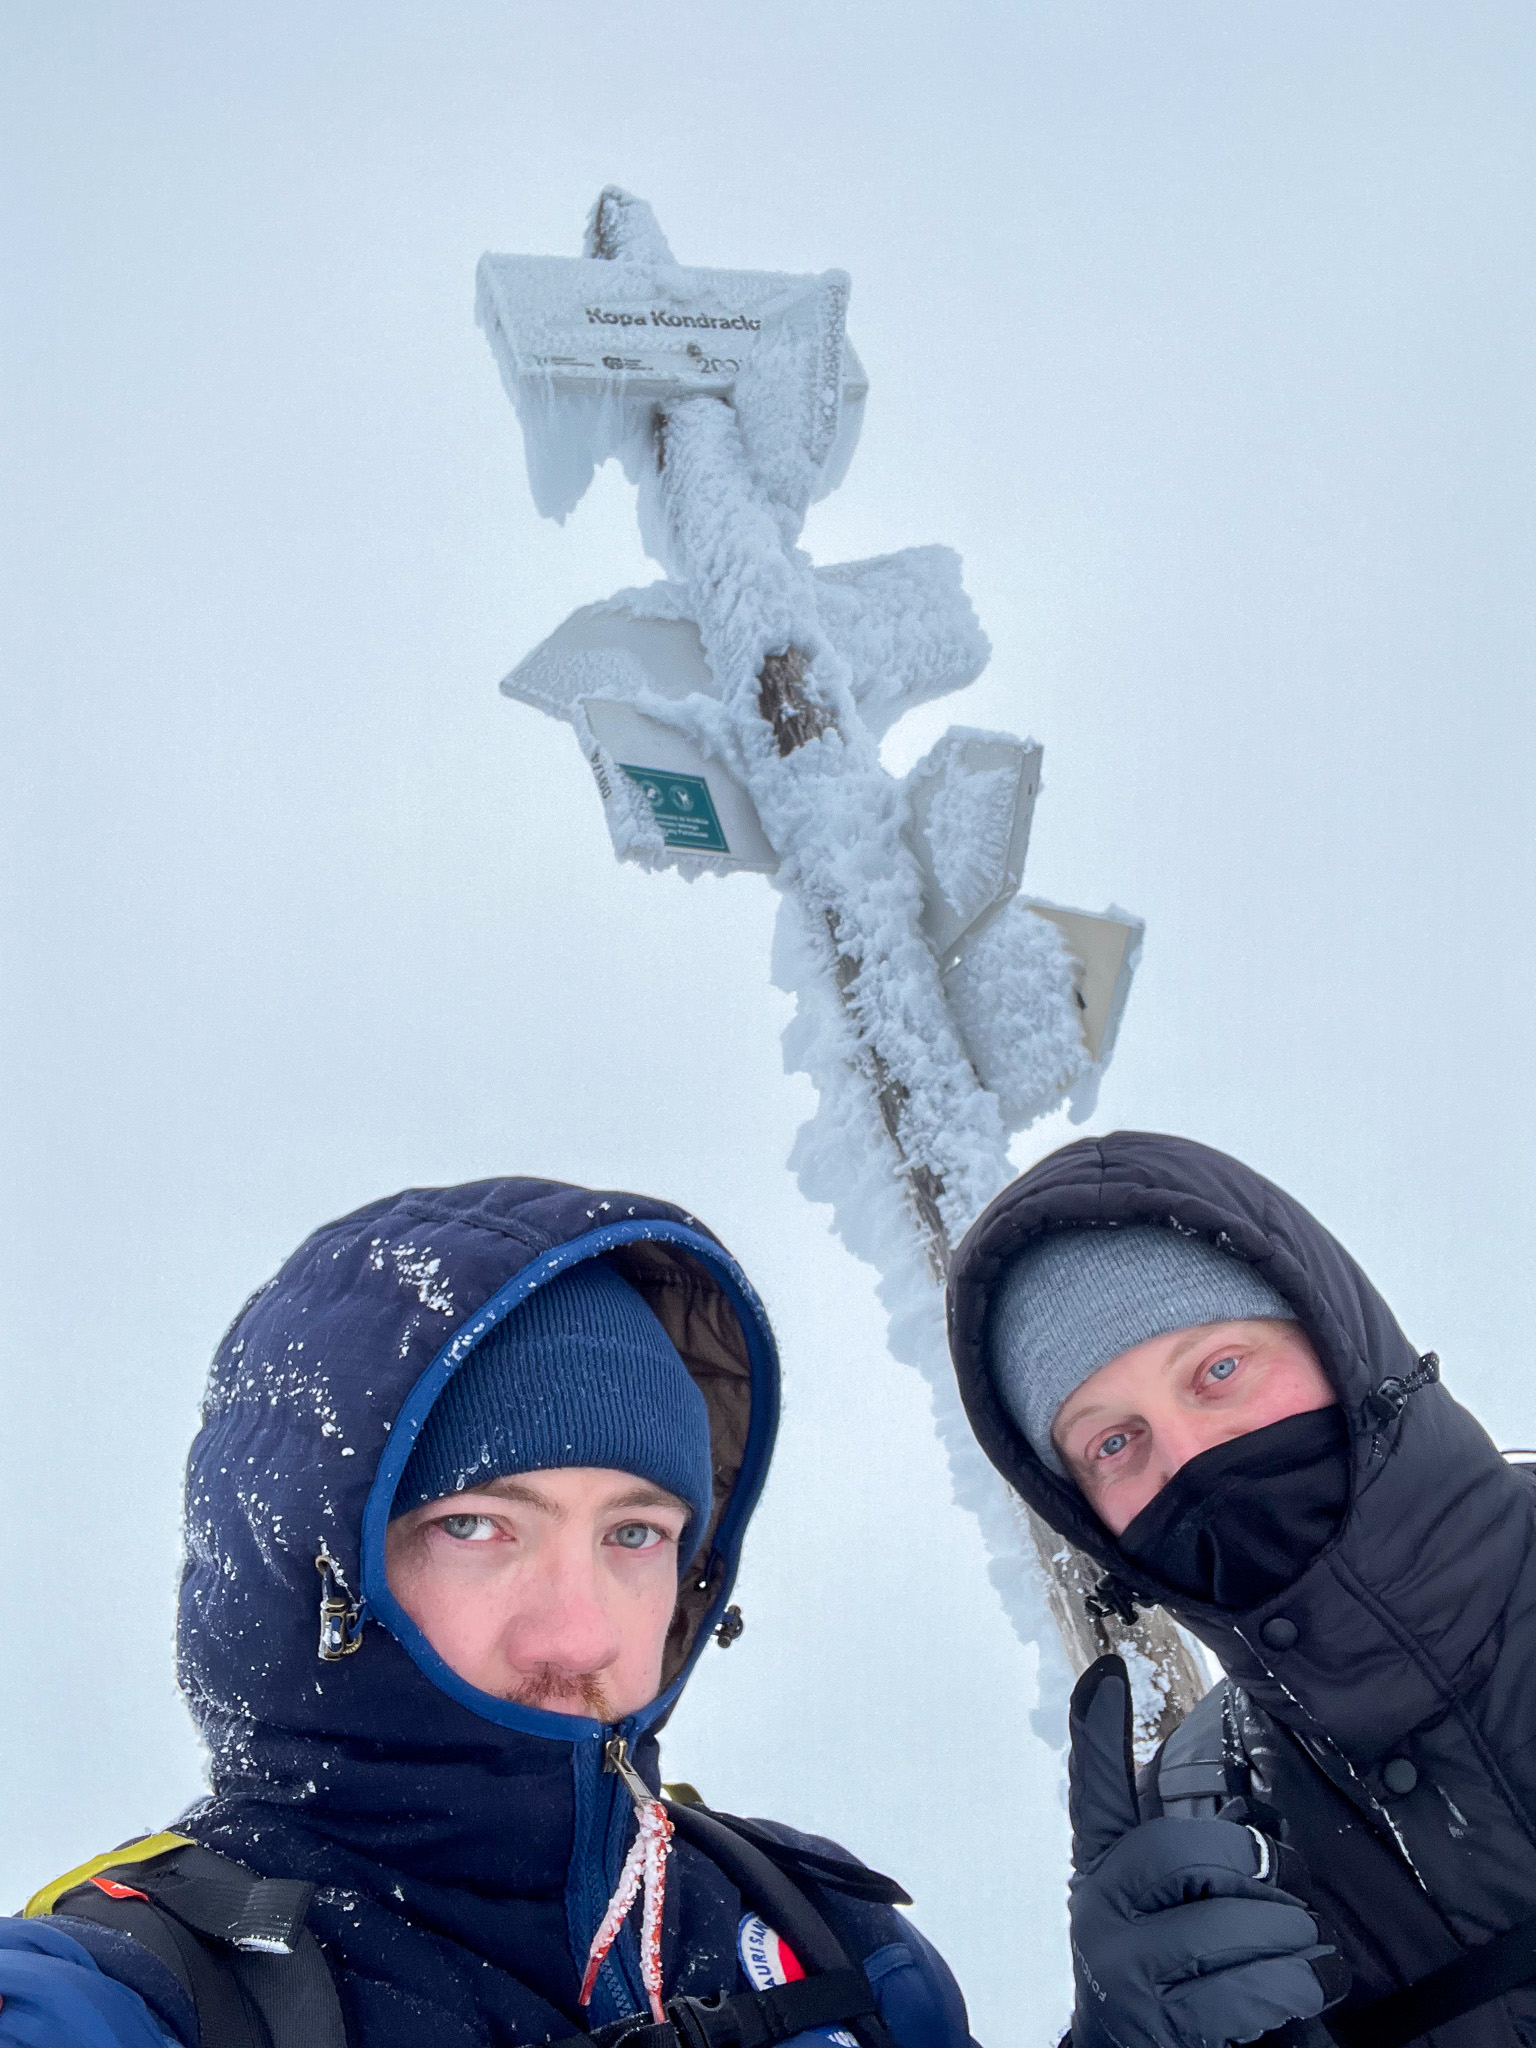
top-left (989, 1226), bottom-right (1296, 1477)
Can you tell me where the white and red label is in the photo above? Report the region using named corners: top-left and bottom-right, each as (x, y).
top-left (736, 1917), bottom-right (859, 2048)
top-left (738, 1914), bottom-right (806, 1988)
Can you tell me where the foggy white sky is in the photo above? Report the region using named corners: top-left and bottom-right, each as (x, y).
top-left (3, 6), bottom-right (1534, 2039)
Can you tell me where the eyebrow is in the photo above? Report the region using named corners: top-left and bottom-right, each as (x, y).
top-left (474, 1477), bottom-right (562, 1513)
top-left (1053, 1325), bottom-right (1252, 1442)
top-left (443, 1477), bottom-right (687, 1517)
top-left (608, 1484), bottom-right (687, 1512)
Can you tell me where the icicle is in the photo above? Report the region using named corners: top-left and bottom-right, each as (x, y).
top-left (578, 1795), bottom-right (674, 2023)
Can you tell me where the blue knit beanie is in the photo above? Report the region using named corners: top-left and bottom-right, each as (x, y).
top-left (392, 1260), bottom-right (714, 1565)
top-left (990, 1226), bottom-right (1296, 1478)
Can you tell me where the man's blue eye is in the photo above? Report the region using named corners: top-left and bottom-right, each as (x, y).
top-left (1098, 1433), bottom-right (1130, 1459)
top-left (440, 1514), bottom-right (495, 1541)
top-left (610, 1522), bottom-right (661, 1550)
top-left (1209, 1356), bottom-right (1238, 1382)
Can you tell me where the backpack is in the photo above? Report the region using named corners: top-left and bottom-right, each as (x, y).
top-left (23, 1801), bottom-right (904, 2048)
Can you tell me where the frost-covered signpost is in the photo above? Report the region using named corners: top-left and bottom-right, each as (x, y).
top-left (477, 188), bottom-right (1205, 1747)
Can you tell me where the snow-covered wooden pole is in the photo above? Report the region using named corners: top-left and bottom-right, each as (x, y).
top-left (477, 188), bottom-right (1207, 1749)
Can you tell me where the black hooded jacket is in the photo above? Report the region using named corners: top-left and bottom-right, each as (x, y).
top-left (947, 1132), bottom-right (1536, 2048)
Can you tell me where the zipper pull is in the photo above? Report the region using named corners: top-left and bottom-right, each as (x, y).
top-left (605, 1736), bottom-right (657, 1811)
top-left (314, 1541), bottom-right (364, 1661)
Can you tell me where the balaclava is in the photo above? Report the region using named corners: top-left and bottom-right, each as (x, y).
top-left (392, 1258), bottom-right (714, 1565)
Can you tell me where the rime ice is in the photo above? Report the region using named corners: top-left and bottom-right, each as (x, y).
top-left (483, 186), bottom-right (1148, 1755)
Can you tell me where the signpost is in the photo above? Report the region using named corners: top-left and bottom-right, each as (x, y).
top-left (479, 188), bottom-right (1206, 1751)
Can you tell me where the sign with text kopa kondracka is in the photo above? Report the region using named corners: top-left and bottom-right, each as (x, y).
top-left (476, 252), bottom-right (868, 405)
top-left (476, 253), bottom-right (868, 521)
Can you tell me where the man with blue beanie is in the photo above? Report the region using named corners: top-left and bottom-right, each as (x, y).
top-left (5, 1176), bottom-right (980, 2048)
top-left (949, 1132), bottom-right (1536, 2048)
top-left (385, 1258), bottom-right (716, 1721)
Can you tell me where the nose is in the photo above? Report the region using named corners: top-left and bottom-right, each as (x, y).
top-left (501, 1530), bottom-right (622, 1677)
top-left (1149, 1408), bottom-right (1224, 1491)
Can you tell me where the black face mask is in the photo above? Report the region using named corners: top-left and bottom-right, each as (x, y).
top-left (1116, 1406), bottom-right (1350, 1610)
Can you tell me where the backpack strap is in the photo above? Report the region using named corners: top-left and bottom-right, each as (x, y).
top-left (33, 1838), bottom-right (346, 2048)
top-left (23, 1830), bottom-right (199, 1917)
top-left (662, 1801), bottom-right (896, 2048)
top-left (686, 1814), bottom-right (910, 1908)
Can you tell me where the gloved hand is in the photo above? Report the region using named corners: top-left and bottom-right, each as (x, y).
top-left (1066, 1656), bottom-right (1349, 2048)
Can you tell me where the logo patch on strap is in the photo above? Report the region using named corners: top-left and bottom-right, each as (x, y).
top-left (738, 1914), bottom-right (805, 1988)
top-left (736, 1917), bottom-right (858, 2048)
top-left (91, 1878), bottom-right (149, 1902)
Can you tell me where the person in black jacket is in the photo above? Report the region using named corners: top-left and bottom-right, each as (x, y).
top-left (947, 1131), bottom-right (1536, 2048)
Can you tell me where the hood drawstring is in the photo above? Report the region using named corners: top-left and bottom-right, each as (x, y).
top-left (582, 1740), bottom-right (674, 2024)
top-left (1364, 1351), bottom-right (1440, 1457)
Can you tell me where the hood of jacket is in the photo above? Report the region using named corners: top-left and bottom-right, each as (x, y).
top-left (947, 1132), bottom-right (1536, 1914)
top-left (176, 1177), bottom-right (779, 2046)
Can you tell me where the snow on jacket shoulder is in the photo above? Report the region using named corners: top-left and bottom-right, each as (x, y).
top-left (13, 1176), bottom-right (979, 2048)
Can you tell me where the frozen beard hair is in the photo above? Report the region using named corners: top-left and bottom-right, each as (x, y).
top-left (392, 1259), bottom-right (715, 1568)
top-left (988, 1224), bottom-right (1298, 1478)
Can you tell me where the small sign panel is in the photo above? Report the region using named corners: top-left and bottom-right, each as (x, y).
top-left (619, 765), bottom-right (730, 854)
top-left (1023, 901), bottom-right (1143, 1063)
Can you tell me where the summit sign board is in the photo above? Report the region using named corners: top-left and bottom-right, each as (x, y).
top-left (476, 253), bottom-right (869, 403)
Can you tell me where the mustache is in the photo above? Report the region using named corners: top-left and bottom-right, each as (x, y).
top-left (507, 1665), bottom-right (616, 1719)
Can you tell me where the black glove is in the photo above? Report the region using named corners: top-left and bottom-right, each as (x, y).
top-left (1067, 1656), bottom-right (1349, 2048)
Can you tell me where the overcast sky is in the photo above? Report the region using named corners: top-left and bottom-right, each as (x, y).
top-left (4, 6), bottom-right (1534, 2039)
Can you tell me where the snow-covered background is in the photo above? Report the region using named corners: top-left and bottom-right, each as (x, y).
top-left (3, 7), bottom-right (1533, 2041)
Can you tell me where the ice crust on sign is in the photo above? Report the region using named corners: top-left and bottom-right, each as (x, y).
top-left (508, 550), bottom-right (988, 729)
top-left (475, 247), bottom-right (866, 527)
top-left (813, 548), bottom-right (990, 737)
top-left (943, 900), bottom-right (1090, 1128)
top-left (926, 764), bottom-right (1019, 920)
top-left (501, 551), bottom-right (991, 884)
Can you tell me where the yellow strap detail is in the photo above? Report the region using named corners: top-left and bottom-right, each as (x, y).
top-left (23, 1831), bottom-right (196, 1919)
top-left (662, 1781), bottom-right (705, 1807)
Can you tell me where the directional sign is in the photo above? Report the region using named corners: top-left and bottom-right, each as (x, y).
top-left (483, 189), bottom-right (1196, 1742)
top-left (477, 254), bottom-right (868, 405)
top-left (476, 254), bottom-right (868, 519)
top-left (581, 698), bottom-right (777, 873)
top-left (1022, 900), bottom-right (1143, 1063)
top-left (904, 730), bottom-right (1043, 958)
top-left (504, 599), bottom-right (780, 876)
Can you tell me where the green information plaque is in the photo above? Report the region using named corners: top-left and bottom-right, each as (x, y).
top-left (618, 764), bottom-right (730, 854)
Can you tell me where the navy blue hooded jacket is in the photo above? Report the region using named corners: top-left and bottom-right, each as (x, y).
top-left (3, 1178), bottom-right (977, 2048)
